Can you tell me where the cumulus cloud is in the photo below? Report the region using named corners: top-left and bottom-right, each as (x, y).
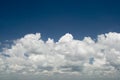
top-left (0, 32), bottom-right (120, 77)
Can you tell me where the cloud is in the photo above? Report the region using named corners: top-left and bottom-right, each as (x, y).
top-left (0, 32), bottom-right (120, 77)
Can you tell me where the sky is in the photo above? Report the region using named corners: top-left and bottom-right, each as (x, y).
top-left (0, 0), bottom-right (120, 80)
top-left (0, 0), bottom-right (120, 41)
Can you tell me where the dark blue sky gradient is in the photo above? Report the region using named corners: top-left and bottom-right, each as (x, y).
top-left (0, 0), bottom-right (120, 41)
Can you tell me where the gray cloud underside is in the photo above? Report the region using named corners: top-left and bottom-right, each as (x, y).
top-left (0, 32), bottom-right (120, 77)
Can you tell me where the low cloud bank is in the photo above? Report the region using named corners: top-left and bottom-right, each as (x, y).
top-left (0, 32), bottom-right (120, 77)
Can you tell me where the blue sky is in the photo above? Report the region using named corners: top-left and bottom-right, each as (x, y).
top-left (0, 0), bottom-right (120, 41)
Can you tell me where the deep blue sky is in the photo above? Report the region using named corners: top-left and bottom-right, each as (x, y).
top-left (0, 0), bottom-right (120, 41)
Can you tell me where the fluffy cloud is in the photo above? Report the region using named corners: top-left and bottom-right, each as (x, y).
top-left (0, 32), bottom-right (120, 77)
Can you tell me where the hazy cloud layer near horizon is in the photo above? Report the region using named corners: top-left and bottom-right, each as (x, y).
top-left (0, 32), bottom-right (120, 80)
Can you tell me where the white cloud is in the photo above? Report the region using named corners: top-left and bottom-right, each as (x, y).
top-left (0, 32), bottom-right (120, 78)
